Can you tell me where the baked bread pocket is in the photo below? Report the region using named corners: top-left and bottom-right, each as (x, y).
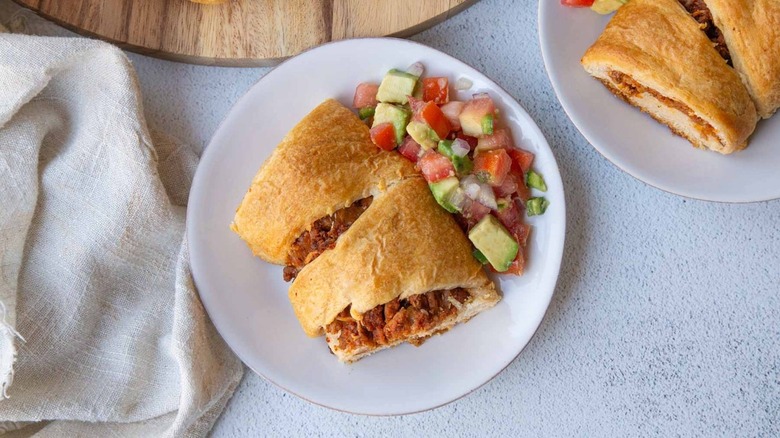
top-left (292, 177), bottom-right (498, 362)
top-left (703, 0), bottom-right (780, 118)
top-left (231, 98), bottom-right (418, 264)
top-left (581, 0), bottom-right (758, 154)
top-left (232, 99), bottom-right (499, 362)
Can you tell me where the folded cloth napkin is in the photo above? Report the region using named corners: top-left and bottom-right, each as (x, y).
top-left (0, 16), bottom-right (243, 438)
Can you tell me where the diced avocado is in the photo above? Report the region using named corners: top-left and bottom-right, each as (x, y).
top-left (460, 110), bottom-right (483, 137)
top-left (358, 107), bottom-right (375, 120)
top-left (460, 107), bottom-right (495, 137)
top-left (473, 249), bottom-right (489, 265)
top-left (461, 157), bottom-right (474, 174)
top-left (438, 140), bottom-right (455, 156)
top-left (496, 197), bottom-right (511, 211)
top-left (412, 80), bottom-right (424, 100)
top-left (373, 103), bottom-right (410, 145)
top-left (591, 0), bottom-right (628, 14)
top-left (437, 140), bottom-right (474, 175)
top-left (459, 97), bottom-right (496, 137)
top-left (526, 197), bottom-right (550, 216)
top-left (429, 177), bottom-right (460, 213)
top-left (481, 114), bottom-right (494, 135)
top-left (377, 69), bottom-right (419, 104)
top-left (407, 120), bottom-right (440, 150)
top-left (526, 170), bottom-right (547, 192)
top-left (468, 215), bottom-right (519, 272)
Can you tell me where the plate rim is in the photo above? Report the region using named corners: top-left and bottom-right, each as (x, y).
top-left (537, 1), bottom-right (780, 205)
top-left (187, 36), bottom-right (567, 415)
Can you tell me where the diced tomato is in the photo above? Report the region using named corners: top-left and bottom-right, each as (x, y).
top-left (456, 133), bottom-right (479, 150)
top-left (422, 77), bottom-right (450, 104)
top-left (495, 202), bottom-right (522, 233)
top-left (561, 0), bottom-right (594, 6)
top-left (494, 203), bottom-right (528, 275)
top-left (441, 101), bottom-right (465, 131)
top-left (504, 251), bottom-right (525, 275)
top-left (512, 221), bottom-right (531, 247)
top-left (506, 147), bottom-right (535, 174)
top-left (459, 95), bottom-right (496, 137)
top-left (398, 136), bottom-right (423, 162)
top-left (418, 150), bottom-right (456, 183)
top-left (476, 129), bottom-right (512, 152)
top-left (501, 165), bottom-right (528, 200)
top-left (474, 149), bottom-right (512, 187)
top-left (494, 172), bottom-right (519, 198)
top-left (408, 96), bottom-right (426, 120)
top-left (418, 101), bottom-right (451, 139)
top-left (409, 97), bottom-right (451, 139)
top-left (353, 83), bottom-right (379, 109)
top-left (461, 198), bottom-right (490, 222)
top-left (505, 148), bottom-right (533, 200)
top-left (515, 176), bottom-right (531, 202)
top-left (370, 123), bottom-right (397, 151)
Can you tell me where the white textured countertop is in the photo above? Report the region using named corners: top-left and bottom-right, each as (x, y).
top-left (5, 0), bottom-right (779, 435)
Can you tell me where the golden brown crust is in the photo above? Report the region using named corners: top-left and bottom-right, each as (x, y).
top-left (288, 177), bottom-right (498, 337)
top-left (232, 99), bottom-right (498, 341)
top-left (231, 99), bottom-right (417, 263)
top-left (704, 0), bottom-right (780, 118)
top-left (580, 0), bottom-right (758, 153)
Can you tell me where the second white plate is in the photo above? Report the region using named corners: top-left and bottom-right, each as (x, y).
top-left (187, 38), bottom-right (565, 415)
top-left (539, 2), bottom-right (780, 203)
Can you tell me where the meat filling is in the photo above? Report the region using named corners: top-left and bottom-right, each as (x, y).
top-left (678, 0), bottom-right (731, 64)
top-left (283, 197), bottom-right (373, 282)
top-left (608, 71), bottom-right (718, 141)
top-left (325, 288), bottom-right (472, 352)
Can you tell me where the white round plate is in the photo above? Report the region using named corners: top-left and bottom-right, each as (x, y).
top-left (187, 38), bottom-right (565, 415)
top-left (539, 2), bottom-right (780, 203)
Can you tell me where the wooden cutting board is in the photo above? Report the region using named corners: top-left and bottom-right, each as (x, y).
top-left (14, 0), bottom-right (476, 66)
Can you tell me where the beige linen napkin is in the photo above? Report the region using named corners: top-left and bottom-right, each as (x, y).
top-left (0, 13), bottom-right (243, 438)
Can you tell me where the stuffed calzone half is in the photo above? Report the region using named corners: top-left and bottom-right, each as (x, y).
top-left (232, 99), bottom-right (499, 362)
top-left (701, 0), bottom-right (780, 118)
top-left (581, 0), bottom-right (758, 154)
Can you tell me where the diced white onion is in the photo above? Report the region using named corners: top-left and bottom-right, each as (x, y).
top-left (455, 77), bottom-right (473, 90)
top-left (451, 138), bottom-right (470, 157)
top-left (461, 175), bottom-right (498, 210)
top-left (461, 175), bottom-right (479, 185)
top-left (448, 188), bottom-right (469, 212)
top-left (475, 184), bottom-right (498, 210)
top-left (407, 62), bottom-right (425, 78)
top-left (440, 101), bottom-right (465, 130)
top-left (472, 92), bottom-right (490, 100)
top-left (461, 175), bottom-right (481, 199)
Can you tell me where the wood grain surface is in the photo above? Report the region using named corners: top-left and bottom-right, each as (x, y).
top-left (13, 0), bottom-right (477, 66)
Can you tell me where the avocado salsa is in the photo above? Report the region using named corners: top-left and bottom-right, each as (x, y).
top-left (351, 63), bottom-right (549, 275)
